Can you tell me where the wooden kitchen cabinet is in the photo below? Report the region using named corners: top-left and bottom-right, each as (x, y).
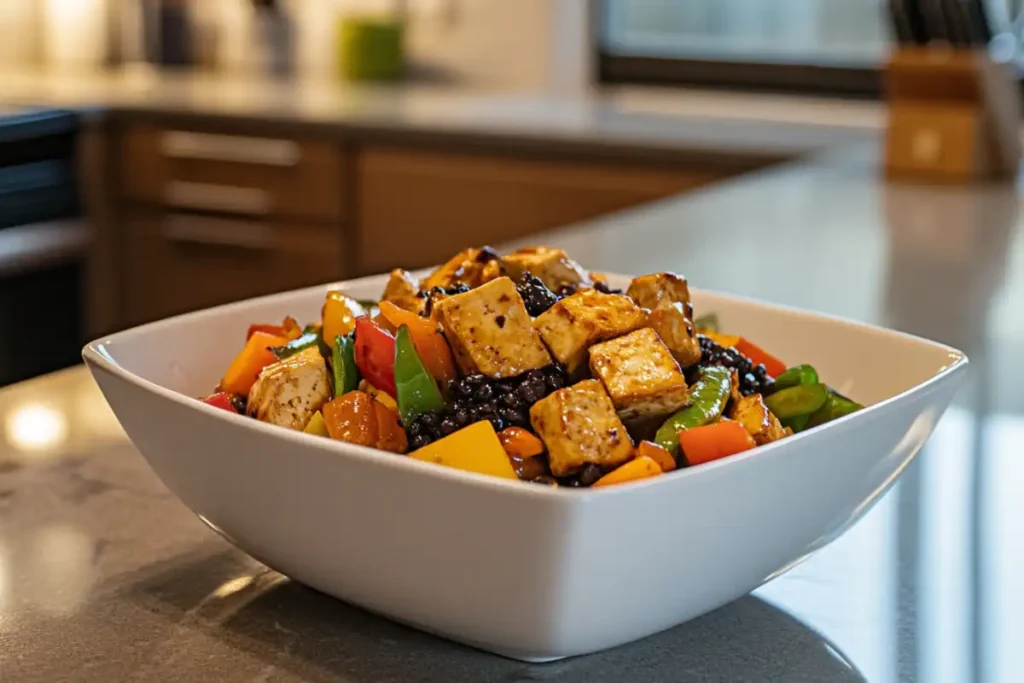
top-left (121, 212), bottom-right (345, 326)
top-left (355, 147), bottom-right (731, 273)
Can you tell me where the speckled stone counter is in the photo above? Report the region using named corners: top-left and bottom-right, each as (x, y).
top-left (2, 148), bottom-right (1022, 682)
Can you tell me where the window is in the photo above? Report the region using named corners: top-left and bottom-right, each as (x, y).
top-left (598, 0), bottom-right (1012, 96)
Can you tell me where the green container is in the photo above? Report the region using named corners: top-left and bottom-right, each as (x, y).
top-left (337, 16), bottom-right (405, 82)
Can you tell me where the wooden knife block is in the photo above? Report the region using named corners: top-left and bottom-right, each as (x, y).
top-left (885, 48), bottom-right (1021, 182)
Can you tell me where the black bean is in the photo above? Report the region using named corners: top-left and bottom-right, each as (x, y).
top-left (421, 412), bottom-right (441, 429)
top-left (578, 463), bottom-right (603, 487)
top-left (440, 418), bottom-right (458, 436)
top-left (546, 374), bottom-right (565, 391)
top-left (475, 384), bottom-right (494, 402)
top-left (488, 416), bottom-right (506, 432)
top-left (410, 434), bottom-right (430, 450)
top-left (499, 407), bottom-right (521, 425)
top-left (500, 392), bottom-right (520, 408)
top-left (407, 421), bottom-right (422, 437)
top-left (454, 408), bottom-right (470, 427)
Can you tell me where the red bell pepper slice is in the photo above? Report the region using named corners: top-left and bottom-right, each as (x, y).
top-left (202, 392), bottom-right (239, 413)
top-left (354, 316), bottom-right (397, 397)
top-left (735, 337), bottom-right (787, 379)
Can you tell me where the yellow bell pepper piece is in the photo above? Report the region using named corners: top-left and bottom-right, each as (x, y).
top-left (409, 420), bottom-right (517, 480)
top-left (358, 379), bottom-right (399, 413)
top-left (592, 456), bottom-right (663, 488)
top-left (700, 330), bottom-right (741, 348)
top-left (322, 291), bottom-right (365, 346)
top-left (304, 411), bottom-right (330, 437)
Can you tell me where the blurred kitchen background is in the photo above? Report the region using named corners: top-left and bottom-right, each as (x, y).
top-left (0, 0), bottom-right (1020, 386)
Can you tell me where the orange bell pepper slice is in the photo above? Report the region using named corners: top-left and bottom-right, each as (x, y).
top-left (378, 301), bottom-right (457, 388)
top-left (220, 331), bottom-right (287, 395)
top-left (735, 337), bottom-right (786, 378)
top-left (637, 440), bottom-right (676, 472)
top-left (322, 291), bottom-right (365, 347)
top-left (322, 390), bottom-right (408, 454)
top-left (592, 456), bottom-right (663, 488)
top-left (323, 391), bottom-right (379, 448)
top-left (497, 427), bottom-right (545, 459)
top-left (678, 420), bottom-right (756, 466)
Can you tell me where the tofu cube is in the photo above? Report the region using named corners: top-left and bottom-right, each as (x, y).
top-left (646, 303), bottom-right (702, 368)
top-left (382, 269), bottom-right (425, 315)
top-left (729, 393), bottom-right (790, 445)
top-left (502, 246), bottom-right (591, 292)
top-left (626, 272), bottom-right (691, 310)
top-left (422, 247), bottom-right (503, 290)
top-left (435, 276), bottom-right (552, 377)
top-left (533, 290), bottom-right (646, 373)
top-left (247, 347), bottom-right (332, 431)
top-left (589, 328), bottom-right (690, 422)
top-left (529, 379), bottom-right (634, 476)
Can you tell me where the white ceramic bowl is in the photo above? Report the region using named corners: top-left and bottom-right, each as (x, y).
top-left (83, 273), bottom-right (967, 662)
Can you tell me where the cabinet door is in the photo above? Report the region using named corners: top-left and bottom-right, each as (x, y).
top-left (123, 212), bottom-right (345, 326)
top-left (356, 147), bottom-right (727, 273)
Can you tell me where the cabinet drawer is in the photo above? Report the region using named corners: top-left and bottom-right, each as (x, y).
top-left (121, 125), bottom-right (344, 222)
top-left (123, 213), bottom-right (345, 325)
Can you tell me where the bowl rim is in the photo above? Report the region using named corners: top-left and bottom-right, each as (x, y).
top-left (83, 275), bottom-right (968, 500)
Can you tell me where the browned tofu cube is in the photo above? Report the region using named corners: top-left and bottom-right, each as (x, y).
top-left (589, 328), bottom-right (690, 422)
top-left (532, 289), bottom-right (646, 373)
top-left (382, 269), bottom-right (426, 315)
top-left (501, 246), bottom-right (590, 292)
top-left (729, 393), bottom-right (790, 445)
top-left (529, 379), bottom-right (634, 476)
top-left (422, 247), bottom-right (503, 290)
top-left (646, 303), bottom-right (701, 368)
top-left (626, 272), bottom-right (691, 310)
top-left (435, 276), bottom-right (552, 378)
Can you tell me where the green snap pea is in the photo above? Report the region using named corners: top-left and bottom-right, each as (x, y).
top-left (332, 333), bottom-right (360, 397)
top-left (655, 366), bottom-right (732, 455)
top-left (764, 384), bottom-right (829, 420)
top-left (773, 364), bottom-right (819, 392)
top-left (394, 325), bottom-right (445, 425)
top-left (806, 392), bottom-right (863, 428)
top-left (270, 332), bottom-right (320, 360)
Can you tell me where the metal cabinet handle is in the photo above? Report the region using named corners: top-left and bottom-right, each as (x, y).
top-left (164, 181), bottom-right (271, 216)
top-left (162, 216), bottom-right (273, 251)
top-left (160, 131), bottom-right (301, 167)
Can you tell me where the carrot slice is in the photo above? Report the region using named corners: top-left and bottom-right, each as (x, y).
top-left (735, 337), bottom-right (786, 378)
top-left (592, 456), bottom-right (663, 488)
top-left (220, 331), bottom-right (287, 395)
top-left (637, 440), bottom-right (676, 472)
top-left (379, 300), bottom-right (457, 388)
top-left (678, 420), bottom-right (756, 466)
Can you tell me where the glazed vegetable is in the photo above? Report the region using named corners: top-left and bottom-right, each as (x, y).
top-left (806, 392), bottom-right (863, 428)
top-left (220, 331), bottom-right (288, 395)
top-left (592, 456), bottom-right (662, 487)
top-left (394, 325), bottom-right (446, 425)
top-left (678, 420), bottom-right (756, 466)
top-left (637, 440), bottom-right (675, 472)
top-left (354, 316), bottom-right (397, 397)
top-left (764, 383), bottom-right (829, 420)
top-left (693, 313), bottom-right (719, 333)
top-left (497, 427), bottom-right (545, 459)
top-left (773, 364), bottom-right (819, 392)
top-left (304, 411), bottom-right (329, 437)
top-left (271, 332), bottom-right (320, 360)
top-left (359, 379), bottom-right (398, 413)
top-left (332, 333), bottom-right (360, 397)
top-left (322, 291), bottom-right (365, 346)
top-left (735, 338), bottom-right (786, 378)
top-left (379, 300), bottom-right (457, 387)
top-left (409, 420), bottom-right (517, 479)
top-left (201, 392), bottom-right (238, 413)
top-left (654, 366), bottom-right (732, 455)
top-left (322, 390), bottom-right (407, 453)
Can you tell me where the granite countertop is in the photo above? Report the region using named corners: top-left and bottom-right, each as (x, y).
top-left (0, 70), bottom-right (880, 164)
top-left (1, 143), bottom-right (1021, 681)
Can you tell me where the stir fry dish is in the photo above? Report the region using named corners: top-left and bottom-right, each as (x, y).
top-left (200, 246), bottom-right (863, 487)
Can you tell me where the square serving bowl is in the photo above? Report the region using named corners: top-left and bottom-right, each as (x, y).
top-left (83, 272), bottom-right (967, 662)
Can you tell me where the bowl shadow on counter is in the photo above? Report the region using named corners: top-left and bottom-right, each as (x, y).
top-left (124, 551), bottom-right (866, 683)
